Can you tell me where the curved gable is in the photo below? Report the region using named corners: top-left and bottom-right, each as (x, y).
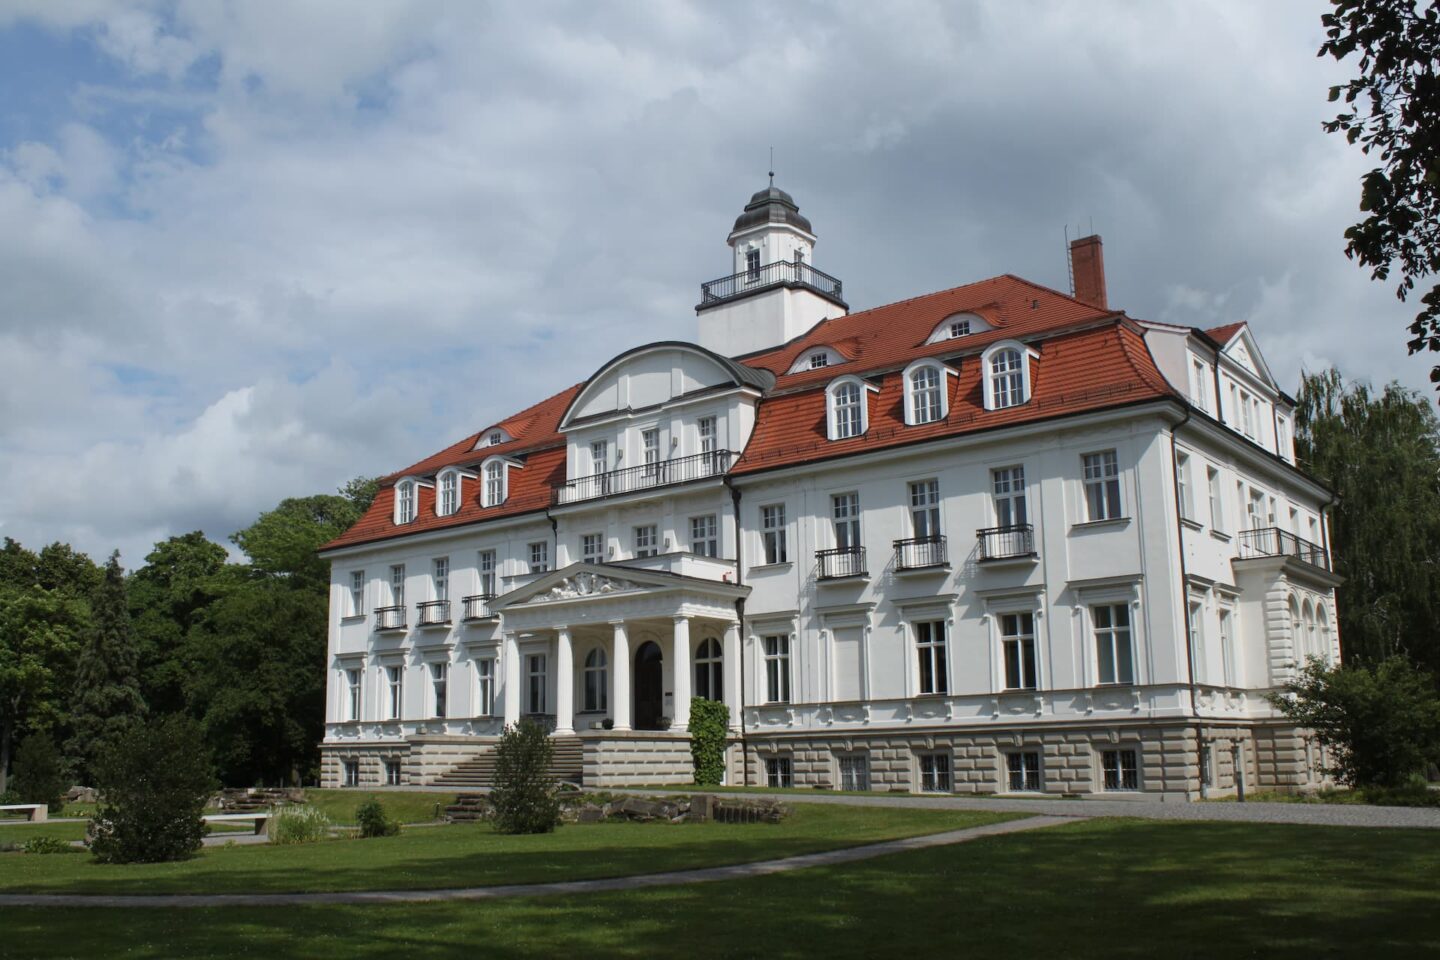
top-left (561, 341), bottom-right (773, 427)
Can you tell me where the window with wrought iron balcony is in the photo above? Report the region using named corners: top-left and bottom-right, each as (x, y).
top-left (373, 605), bottom-right (407, 632)
top-left (460, 594), bottom-right (498, 621)
top-left (977, 524), bottom-right (1037, 562)
top-left (556, 449), bottom-right (737, 505)
top-left (895, 535), bottom-right (948, 571)
top-left (416, 600), bottom-right (450, 627)
top-left (1237, 527), bottom-right (1330, 570)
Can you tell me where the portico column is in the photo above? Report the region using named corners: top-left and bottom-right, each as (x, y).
top-left (672, 616), bottom-right (692, 731)
top-left (611, 621), bottom-right (631, 731)
top-left (503, 632), bottom-right (521, 727)
top-left (555, 628), bottom-right (575, 735)
top-left (724, 623), bottom-right (742, 728)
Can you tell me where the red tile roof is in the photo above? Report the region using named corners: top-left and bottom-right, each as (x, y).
top-left (322, 274), bottom-right (1183, 551)
top-left (1204, 322), bottom-right (1246, 346)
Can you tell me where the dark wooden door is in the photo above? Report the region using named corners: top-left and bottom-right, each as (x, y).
top-left (634, 641), bottom-right (664, 730)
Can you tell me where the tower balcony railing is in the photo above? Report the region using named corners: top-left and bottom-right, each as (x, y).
top-left (894, 535), bottom-right (948, 571)
top-left (817, 545), bottom-right (867, 580)
top-left (374, 605), bottom-right (407, 632)
top-left (699, 259), bottom-right (844, 306)
top-left (977, 524), bottom-right (1037, 562)
top-left (1238, 527), bottom-right (1330, 571)
top-left (556, 450), bottom-right (736, 505)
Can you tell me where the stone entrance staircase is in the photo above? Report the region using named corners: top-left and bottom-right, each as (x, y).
top-left (430, 736), bottom-right (584, 788)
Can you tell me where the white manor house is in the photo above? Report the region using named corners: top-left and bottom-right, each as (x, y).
top-left (319, 182), bottom-right (1340, 799)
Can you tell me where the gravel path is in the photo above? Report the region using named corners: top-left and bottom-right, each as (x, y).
top-left (0, 815), bottom-right (1067, 908)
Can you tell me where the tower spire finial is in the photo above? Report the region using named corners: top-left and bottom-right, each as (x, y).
top-left (768, 146), bottom-right (774, 187)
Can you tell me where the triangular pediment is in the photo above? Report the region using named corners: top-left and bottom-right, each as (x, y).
top-left (1215, 325), bottom-right (1277, 390)
top-left (491, 562), bottom-right (747, 611)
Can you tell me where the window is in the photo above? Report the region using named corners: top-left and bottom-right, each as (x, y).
top-left (478, 550), bottom-right (496, 596)
top-left (765, 756), bottom-right (793, 788)
top-left (1006, 752), bottom-right (1041, 792)
top-left (1176, 452), bottom-right (1194, 520)
top-left (389, 564), bottom-right (406, 606)
top-left (1082, 451), bottom-right (1122, 521)
top-left (642, 428), bottom-right (660, 477)
top-left (745, 248), bottom-right (761, 280)
top-left (386, 665), bottom-right (403, 720)
top-left (1000, 612), bottom-right (1037, 690)
top-left (697, 417), bottom-right (716, 458)
top-left (527, 654), bottom-right (547, 714)
top-left (1188, 601), bottom-right (1206, 682)
top-left (438, 471), bottom-right (459, 517)
top-left (1191, 358), bottom-right (1210, 413)
top-left (431, 663), bottom-right (448, 719)
top-left (1276, 415), bottom-right (1291, 459)
top-left (343, 760), bottom-right (359, 787)
top-left (915, 620), bottom-right (948, 695)
top-left (690, 515), bottom-right (718, 557)
top-left (476, 659), bottom-right (495, 716)
top-left (910, 480), bottom-right (940, 538)
top-left (633, 525), bottom-right (658, 558)
top-left (761, 505), bottom-right (788, 564)
top-left (1093, 604), bottom-right (1134, 685)
top-left (1246, 489), bottom-right (1265, 531)
top-left (1207, 467), bottom-right (1223, 531)
top-left (1240, 390), bottom-right (1255, 438)
top-left (830, 380), bottom-right (864, 439)
top-left (433, 557), bottom-right (449, 602)
top-left (949, 318), bottom-right (971, 339)
top-left (919, 753), bottom-right (952, 793)
top-left (764, 634), bottom-right (791, 703)
top-left (832, 493), bottom-right (860, 550)
top-left (1101, 748), bottom-right (1139, 791)
top-left (349, 571), bottom-right (365, 616)
top-left (1218, 608), bottom-right (1236, 686)
top-left (395, 480), bottom-right (416, 524)
top-left (839, 755), bottom-right (869, 791)
top-left (582, 533), bottom-right (605, 565)
top-left (988, 348), bottom-right (1025, 409)
top-left (1227, 382), bottom-right (1239, 427)
top-left (992, 466), bottom-right (1027, 527)
top-left (345, 669), bottom-right (362, 721)
top-left (384, 760), bottom-right (401, 786)
top-left (529, 541), bottom-right (549, 573)
top-left (590, 439), bottom-right (609, 475)
top-left (808, 352), bottom-right (829, 369)
top-left (907, 364), bottom-right (943, 425)
top-left (489, 431), bottom-right (503, 446)
top-left (483, 461), bottom-right (505, 507)
top-left (583, 649), bottom-right (608, 712)
top-left (695, 637), bottom-right (723, 701)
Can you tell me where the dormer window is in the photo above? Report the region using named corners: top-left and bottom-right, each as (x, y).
top-left (826, 376), bottom-right (874, 440)
top-left (483, 460), bottom-right (506, 507)
top-left (489, 432), bottom-right (503, 446)
top-left (949, 319), bottom-right (971, 339)
top-left (808, 352), bottom-right (829, 370)
top-left (437, 471), bottom-right (459, 517)
top-left (395, 480), bottom-right (417, 524)
top-left (926, 312), bottom-right (991, 345)
top-left (982, 341), bottom-right (1036, 411)
top-left (904, 360), bottom-right (952, 425)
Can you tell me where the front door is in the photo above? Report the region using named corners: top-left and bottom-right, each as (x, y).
top-left (634, 641), bottom-right (664, 730)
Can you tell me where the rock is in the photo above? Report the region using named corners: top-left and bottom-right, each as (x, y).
top-left (576, 805), bottom-right (605, 823)
top-left (66, 786), bottom-right (97, 804)
top-left (619, 798), bottom-right (665, 819)
top-left (690, 794), bottom-right (714, 823)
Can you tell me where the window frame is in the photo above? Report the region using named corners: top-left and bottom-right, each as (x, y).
top-left (695, 637), bottom-right (723, 702)
top-left (909, 479), bottom-right (941, 539)
top-left (828, 378), bottom-right (866, 440)
top-left (482, 459), bottom-right (507, 508)
top-left (394, 479), bottom-right (418, 524)
top-left (1006, 751), bottom-right (1042, 792)
top-left (526, 653), bottom-right (548, 715)
top-left (386, 665), bottom-right (403, 720)
top-left (476, 659), bottom-right (495, 716)
top-left (831, 492), bottom-right (861, 550)
top-left (431, 662), bottom-right (448, 719)
top-left (477, 550), bottom-right (496, 596)
top-left (349, 570), bottom-right (365, 617)
top-left (903, 360), bottom-right (949, 425)
top-left (914, 620), bottom-right (948, 696)
top-left (761, 504), bottom-right (788, 564)
top-left (389, 564), bottom-right (406, 607)
top-left (1093, 603), bottom-right (1136, 685)
top-left (437, 469), bottom-right (460, 517)
top-left (1207, 466), bottom-right (1224, 533)
top-left (992, 465), bottom-right (1028, 527)
top-left (999, 610), bottom-right (1038, 691)
top-left (432, 557), bottom-right (449, 603)
top-left (1176, 451), bottom-right (1194, 521)
top-left (981, 341), bottom-right (1034, 411)
top-left (1081, 450), bottom-right (1123, 522)
top-left (918, 752), bottom-right (953, 793)
top-left (581, 532), bottom-right (605, 565)
top-left (763, 634), bottom-right (791, 703)
top-left (765, 756), bottom-right (793, 788)
top-left (1101, 747), bottom-right (1140, 791)
top-left (528, 541), bottom-right (549, 573)
top-left (633, 524), bottom-right (659, 558)
top-left (690, 514), bottom-right (718, 557)
top-left (345, 668), bottom-right (362, 721)
top-left (583, 648), bottom-right (609, 713)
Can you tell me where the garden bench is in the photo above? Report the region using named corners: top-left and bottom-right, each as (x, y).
top-left (202, 812), bottom-right (272, 835)
top-left (0, 803), bottom-right (48, 822)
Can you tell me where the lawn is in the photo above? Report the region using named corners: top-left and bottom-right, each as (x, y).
top-left (0, 804), bottom-right (1011, 896)
top-left (2, 817), bottom-right (1436, 959)
top-left (301, 788), bottom-right (456, 824)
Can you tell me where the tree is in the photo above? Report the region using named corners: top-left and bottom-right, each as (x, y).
top-left (1270, 657), bottom-right (1440, 788)
top-left (88, 715), bottom-right (217, 864)
top-left (1295, 369), bottom-right (1440, 672)
top-left (128, 532), bottom-right (228, 715)
top-left (67, 553), bottom-right (146, 780)
top-left (10, 731), bottom-right (70, 812)
top-left (1320, 1), bottom-right (1440, 392)
top-left (0, 585), bottom-right (86, 794)
top-left (229, 477), bottom-right (378, 586)
top-left (489, 719), bottom-right (560, 834)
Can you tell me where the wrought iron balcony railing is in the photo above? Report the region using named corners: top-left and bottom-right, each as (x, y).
top-left (556, 450), bottom-right (736, 505)
top-left (461, 594), bottom-right (498, 620)
top-left (894, 535), bottom-right (948, 570)
top-left (700, 259), bottom-right (845, 306)
top-left (416, 600), bottom-right (450, 626)
top-left (374, 605), bottom-right (407, 631)
top-left (1238, 527), bottom-right (1330, 571)
top-left (817, 545), bottom-right (867, 580)
top-left (977, 524), bottom-right (1037, 562)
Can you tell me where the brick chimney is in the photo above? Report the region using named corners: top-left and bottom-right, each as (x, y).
top-left (1069, 234), bottom-right (1108, 309)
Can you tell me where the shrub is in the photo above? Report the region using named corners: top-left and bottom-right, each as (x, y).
top-left (11, 732), bottom-right (71, 814)
top-left (270, 804), bottom-right (332, 845)
top-left (689, 697), bottom-right (730, 786)
top-left (88, 715), bottom-right (217, 864)
top-left (355, 796), bottom-right (400, 838)
top-left (21, 836), bottom-right (80, 855)
top-left (490, 719), bottom-right (559, 834)
top-left (1269, 657), bottom-right (1440, 788)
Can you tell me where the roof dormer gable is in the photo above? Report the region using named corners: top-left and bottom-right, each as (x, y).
top-left (560, 341), bottom-right (773, 430)
top-left (925, 311), bottom-right (993, 345)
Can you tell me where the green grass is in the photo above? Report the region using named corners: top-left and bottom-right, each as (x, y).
top-left (0, 804), bottom-right (1010, 896)
top-left (2, 817), bottom-right (1437, 959)
top-left (300, 789), bottom-right (456, 825)
top-left (1208, 785), bottom-right (1440, 808)
top-left (0, 822), bottom-right (90, 844)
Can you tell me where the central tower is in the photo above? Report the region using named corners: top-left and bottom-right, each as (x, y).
top-left (696, 180), bottom-right (848, 358)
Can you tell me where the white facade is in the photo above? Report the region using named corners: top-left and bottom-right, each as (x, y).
top-left (320, 186), bottom-right (1340, 799)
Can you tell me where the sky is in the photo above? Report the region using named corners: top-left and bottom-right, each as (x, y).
top-left (0, 0), bottom-right (1431, 568)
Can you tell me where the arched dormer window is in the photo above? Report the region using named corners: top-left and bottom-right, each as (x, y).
top-left (473, 427), bottom-right (512, 451)
top-left (982, 341), bottom-right (1037, 411)
top-left (925, 312), bottom-right (992, 345)
top-left (437, 470), bottom-right (461, 517)
top-left (394, 479), bottom-right (418, 524)
top-left (482, 459), bottom-right (508, 508)
top-left (788, 346), bottom-right (844, 374)
top-left (826, 376), bottom-right (874, 440)
top-left (903, 360), bottom-right (955, 425)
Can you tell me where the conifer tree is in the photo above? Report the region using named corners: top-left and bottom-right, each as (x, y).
top-left (67, 553), bottom-right (145, 780)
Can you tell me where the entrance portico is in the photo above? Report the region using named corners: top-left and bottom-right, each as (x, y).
top-left (491, 564), bottom-right (748, 736)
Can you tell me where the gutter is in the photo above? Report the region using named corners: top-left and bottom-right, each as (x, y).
top-left (725, 476), bottom-right (751, 788)
top-left (1167, 403), bottom-right (1206, 799)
